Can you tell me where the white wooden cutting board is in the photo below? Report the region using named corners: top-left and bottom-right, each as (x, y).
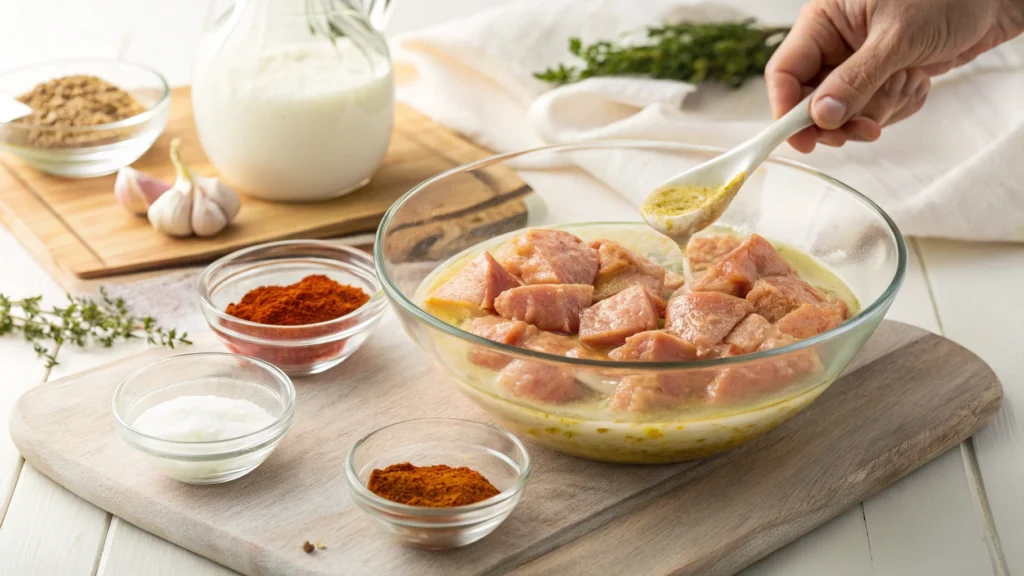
top-left (8, 314), bottom-right (1002, 576)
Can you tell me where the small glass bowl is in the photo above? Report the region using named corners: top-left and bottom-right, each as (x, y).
top-left (198, 240), bottom-right (388, 376)
top-left (112, 352), bottom-right (295, 485)
top-left (0, 59), bottom-right (170, 178)
top-left (345, 418), bottom-right (531, 550)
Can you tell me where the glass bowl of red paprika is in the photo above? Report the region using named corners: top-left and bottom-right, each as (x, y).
top-left (345, 418), bottom-right (531, 550)
top-left (197, 240), bottom-right (387, 376)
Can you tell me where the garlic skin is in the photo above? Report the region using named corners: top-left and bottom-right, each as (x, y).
top-left (147, 140), bottom-right (194, 237)
top-left (114, 167), bottom-right (170, 215)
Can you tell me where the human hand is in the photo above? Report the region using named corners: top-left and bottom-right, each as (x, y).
top-left (766, 0), bottom-right (1024, 152)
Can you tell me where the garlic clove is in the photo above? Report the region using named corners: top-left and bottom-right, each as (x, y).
top-left (195, 174), bottom-right (241, 222)
top-left (114, 167), bottom-right (170, 215)
top-left (147, 139), bottom-right (195, 237)
top-left (191, 187), bottom-right (229, 237)
top-left (147, 185), bottom-right (194, 237)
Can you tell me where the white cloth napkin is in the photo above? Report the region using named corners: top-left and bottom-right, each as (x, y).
top-left (392, 0), bottom-right (1024, 242)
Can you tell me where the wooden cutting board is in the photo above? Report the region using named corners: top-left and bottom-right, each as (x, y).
top-left (9, 316), bottom-right (1001, 576)
top-left (0, 86), bottom-right (528, 282)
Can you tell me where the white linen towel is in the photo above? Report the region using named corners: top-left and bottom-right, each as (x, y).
top-left (392, 0), bottom-right (1024, 242)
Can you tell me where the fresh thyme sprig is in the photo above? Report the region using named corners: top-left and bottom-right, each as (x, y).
top-left (0, 288), bottom-right (191, 368)
top-left (535, 20), bottom-right (789, 88)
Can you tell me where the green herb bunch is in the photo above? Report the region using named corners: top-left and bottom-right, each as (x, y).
top-left (0, 288), bottom-right (191, 368)
top-left (536, 20), bottom-right (789, 88)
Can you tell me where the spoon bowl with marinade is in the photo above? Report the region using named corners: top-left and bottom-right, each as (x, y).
top-left (642, 93), bottom-right (815, 244)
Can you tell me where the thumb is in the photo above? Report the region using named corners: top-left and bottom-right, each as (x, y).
top-left (812, 34), bottom-right (907, 130)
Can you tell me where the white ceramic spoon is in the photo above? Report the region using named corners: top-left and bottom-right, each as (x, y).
top-left (642, 92), bottom-right (815, 243)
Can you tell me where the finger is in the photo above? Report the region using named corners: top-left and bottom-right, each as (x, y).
top-left (766, 3), bottom-right (853, 119)
top-left (855, 69), bottom-right (909, 126)
top-left (843, 116), bottom-right (882, 142)
top-left (788, 126), bottom-right (820, 153)
top-left (811, 30), bottom-right (909, 129)
top-left (816, 129), bottom-right (848, 147)
top-left (886, 73), bottom-right (931, 125)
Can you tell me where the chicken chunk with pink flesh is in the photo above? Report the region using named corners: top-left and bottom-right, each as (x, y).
top-left (494, 284), bottom-right (593, 334)
top-left (466, 316), bottom-right (539, 369)
top-left (428, 251), bottom-right (520, 312)
top-left (665, 291), bottom-right (753, 355)
top-left (745, 275), bottom-right (828, 322)
top-left (610, 370), bottom-right (716, 412)
top-left (590, 239), bottom-right (666, 301)
top-left (707, 337), bottom-right (822, 404)
top-left (722, 313), bottom-right (779, 355)
top-left (686, 234), bottom-right (742, 274)
top-left (609, 330), bottom-right (698, 362)
top-left (578, 285), bottom-right (660, 348)
top-left (522, 330), bottom-right (601, 360)
top-left (777, 303), bottom-right (846, 339)
top-left (690, 234), bottom-right (793, 297)
top-left (497, 359), bottom-right (582, 404)
top-left (663, 270), bottom-right (686, 292)
top-left (495, 229), bottom-right (599, 285)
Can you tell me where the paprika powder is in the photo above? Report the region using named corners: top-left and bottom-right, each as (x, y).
top-left (225, 274), bottom-right (369, 325)
top-left (367, 462), bottom-right (501, 507)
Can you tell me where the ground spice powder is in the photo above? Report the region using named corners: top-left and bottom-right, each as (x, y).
top-left (15, 75), bottom-right (147, 148)
top-left (367, 463), bottom-right (501, 507)
top-left (225, 274), bottom-right (369, 326)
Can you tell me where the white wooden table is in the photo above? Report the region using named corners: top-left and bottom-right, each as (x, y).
top-left (0, 1), bottom-right (1020, 574)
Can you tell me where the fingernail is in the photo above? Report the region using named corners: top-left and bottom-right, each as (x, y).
top-left (813, 97), bottom-right (847, 128)
top-left (850, 134), bottom-right (871, 142)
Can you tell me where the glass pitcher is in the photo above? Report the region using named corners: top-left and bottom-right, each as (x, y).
top-left (192, 0), bottom-right (395, 202)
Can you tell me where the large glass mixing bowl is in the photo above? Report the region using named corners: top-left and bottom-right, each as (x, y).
top-left (374, 141), bottom-right (906, 464)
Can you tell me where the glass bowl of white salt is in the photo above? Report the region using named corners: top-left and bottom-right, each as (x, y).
top-left (112, 352), bottom-right (295, 484)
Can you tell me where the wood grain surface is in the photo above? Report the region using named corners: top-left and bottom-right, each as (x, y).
top-left (0, 87), bottom-right (526, 282)
top-left (8, 314), bottom-right (1001, 576)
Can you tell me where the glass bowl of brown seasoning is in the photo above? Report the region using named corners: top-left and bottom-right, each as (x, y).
top-left (345, 418), bottom-right (531, 550)
top-left (0, 59), bottom-right (170, 177)
top-left (198, 240), bottom-right (387, 376)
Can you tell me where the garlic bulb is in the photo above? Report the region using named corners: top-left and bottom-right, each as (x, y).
top-left (114, 167), bottom-right (170, 215)
top-left (147, 139), bottom-right (242, 238)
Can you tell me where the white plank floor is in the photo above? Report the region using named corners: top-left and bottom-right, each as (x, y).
top-left (0, 1), bottom-right (1018, 575)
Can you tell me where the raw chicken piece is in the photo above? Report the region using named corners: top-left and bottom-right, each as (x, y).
top-left (610, 370), bottom-right (716, 412)
top-left (665, 291), bottom-right (753, 354)
top-left (722, 313), bottom-right (779, 355)
top-left (522, 330), bottom-right (601, 360)
top-left (497, 360), bottom-right (582, 404)
top-left (590, 239), bottom-right (666, 301)
top-left (609, 330), bottom-right (697, 362)
top-left (428, 251), bottom-right (520, 311)
top-left (494, 284), bottom-right (593, 334)
top-left (466, 316), bottom-right (539, 369)
top-left (777, 303), bottom-right (845, 339)
top-left (687, 234), bottom-right (742, 274)
top-left (428, 251), bottom-right (520, 312)
top-left (495, 228), bottom-right (598, 285)
top-left (690, 234), bottom-right (793, 296)
top-left (707, 337), bottom-right (822, 404)
top-left (578, 285), bottom-right (660, 348)
top-left (663, 270), bottom-right (686, 292)
top-left (745, 275), bottom-right (827, 322)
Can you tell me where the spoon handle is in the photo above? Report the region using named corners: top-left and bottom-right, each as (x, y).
top-left (740, 92), bottom-right (815, 168)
